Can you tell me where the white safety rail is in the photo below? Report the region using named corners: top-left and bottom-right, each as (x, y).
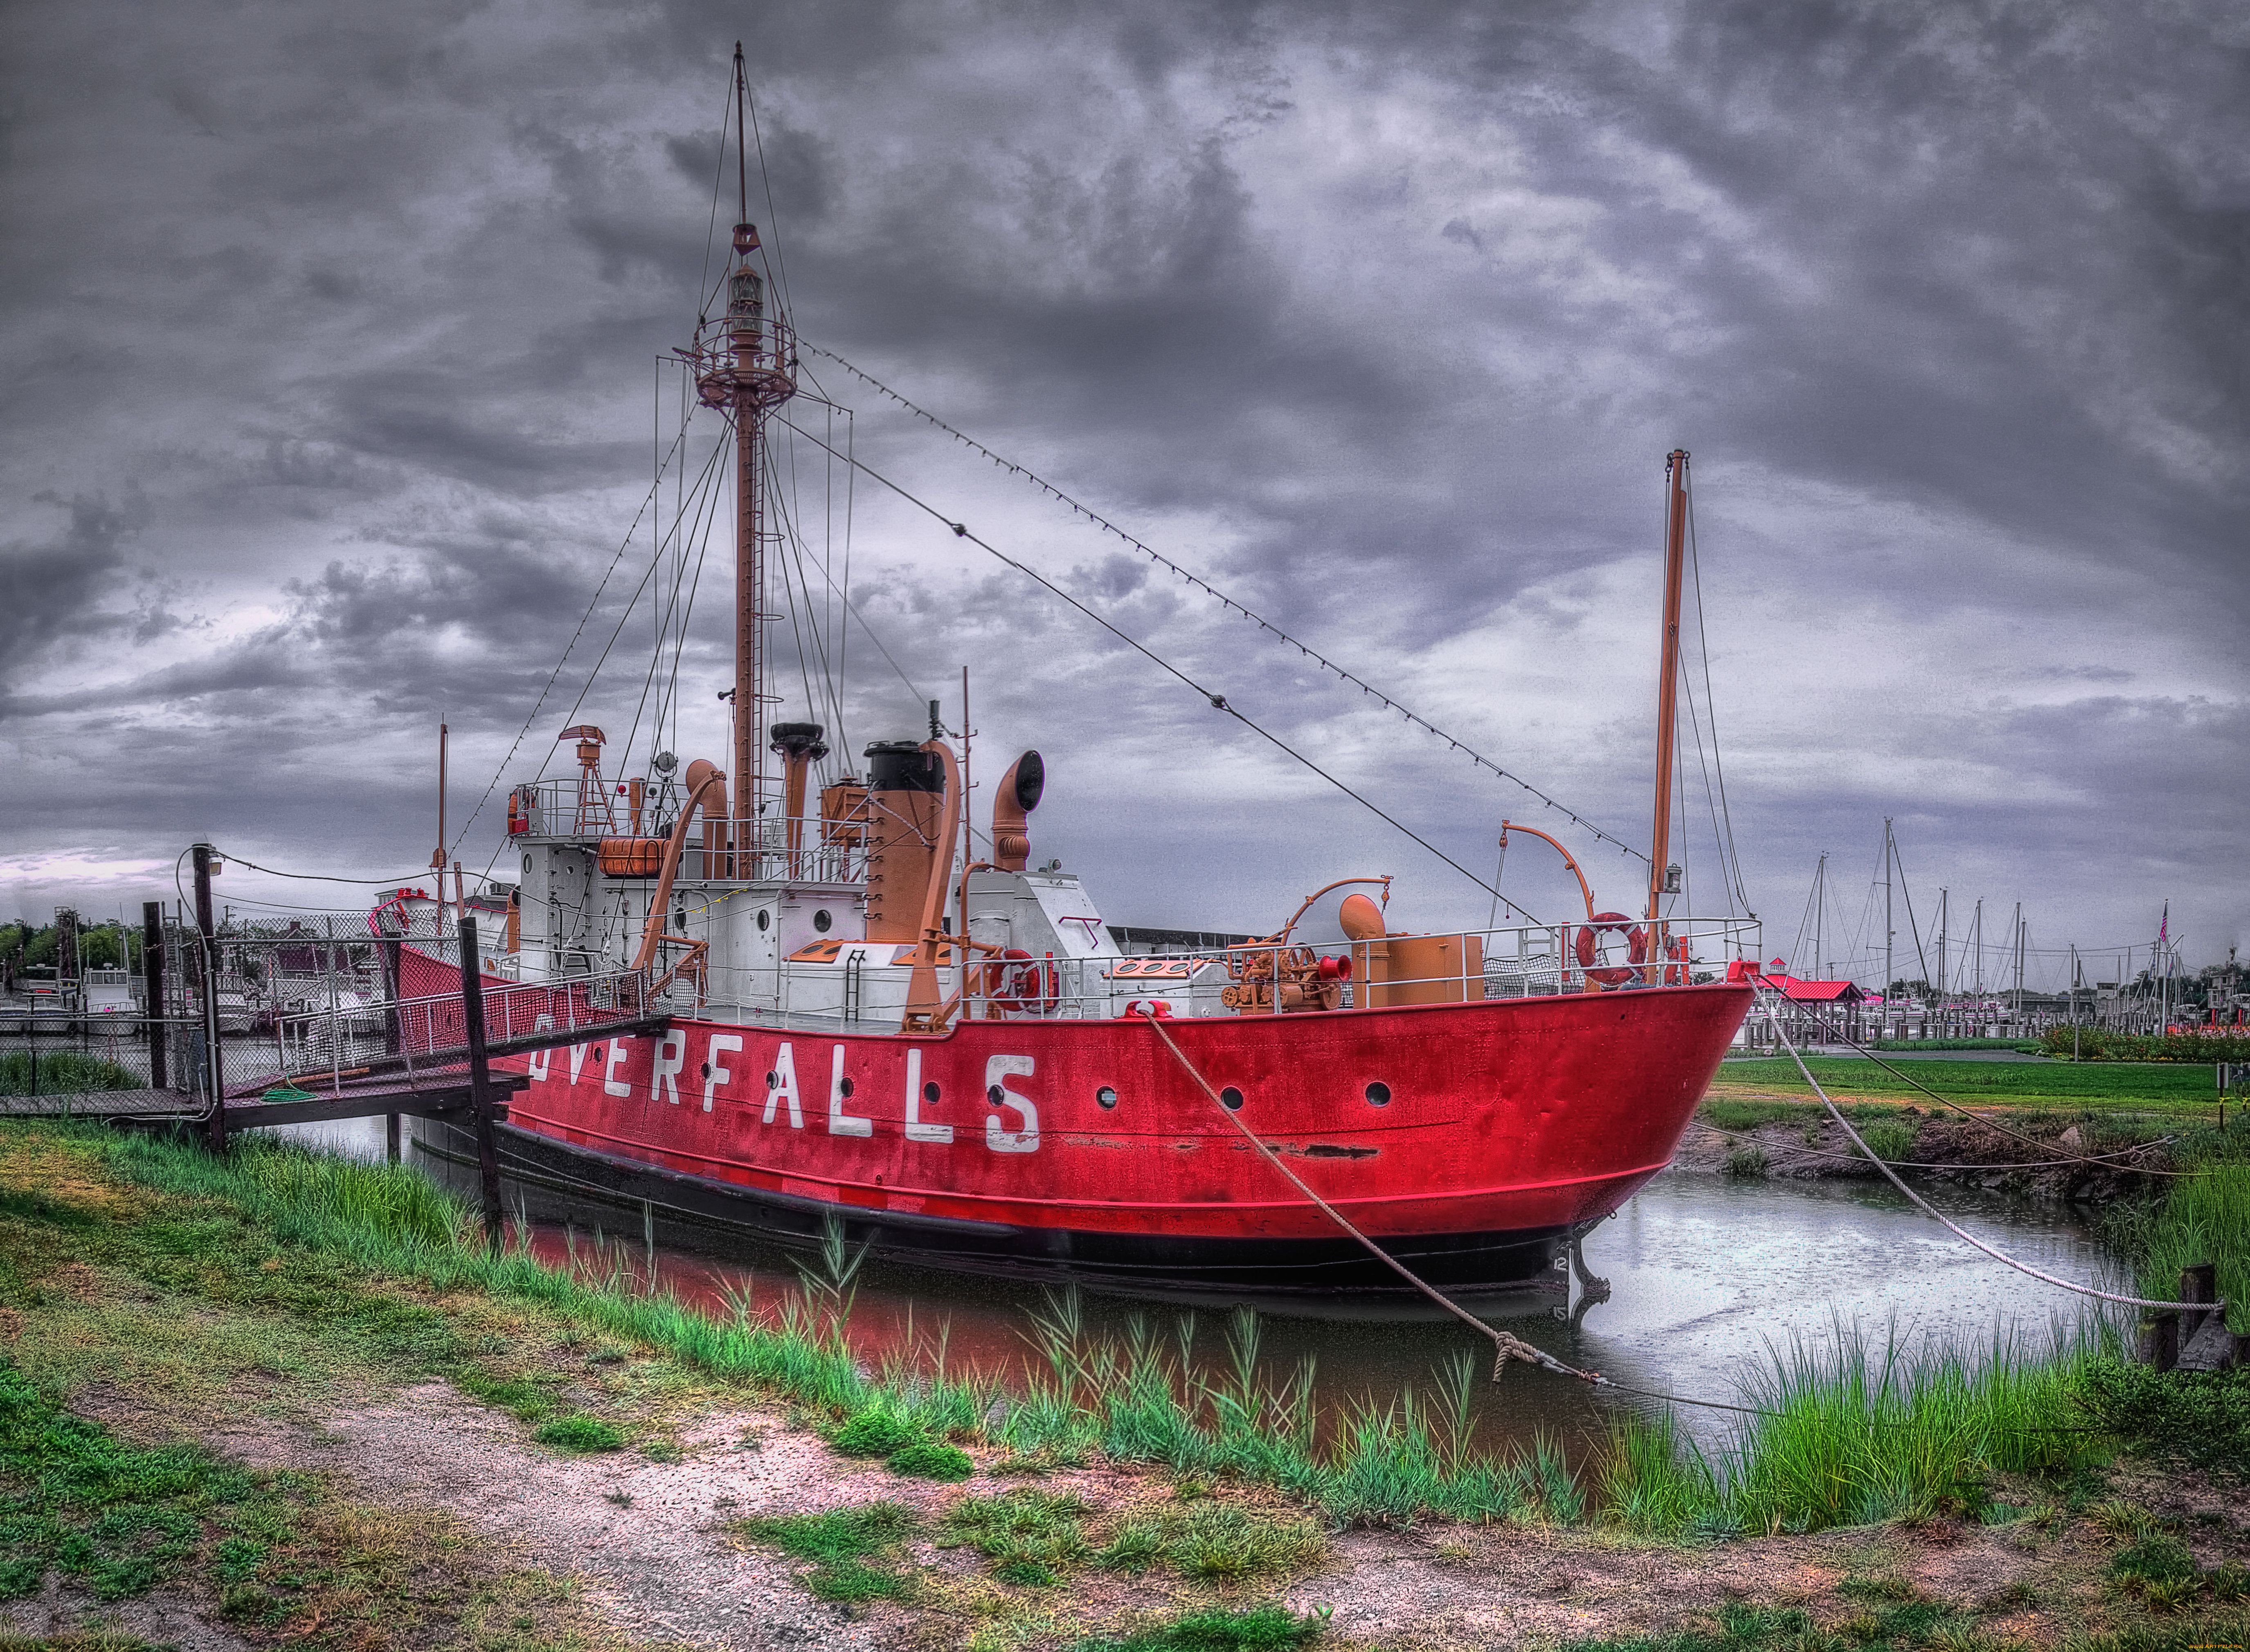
top-left (508, 781), bottom-right (871, 887)
top-left (682, 914), bottom-right (1763, 1026)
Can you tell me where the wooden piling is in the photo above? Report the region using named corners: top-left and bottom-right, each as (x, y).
top-left (2137, 1311), bottom-right (2179, 1372)
top-left (140, 902), bottom-right (166, 1091)
top-left (457, 917), bottom-right (504, 1250)
top-left (2181, 1262), bottom-right (2218, 1343)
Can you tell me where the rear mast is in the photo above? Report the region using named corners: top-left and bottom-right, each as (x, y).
top-left (692, 43), bottom-right (799, 871)
top-left (1648, 450), bottom-right (1688, 922)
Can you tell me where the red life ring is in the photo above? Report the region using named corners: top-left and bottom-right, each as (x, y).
top-left (994, 947), bottom-right (1060, 1014)
top-left (1574, 912), bottom-right (1644, 988)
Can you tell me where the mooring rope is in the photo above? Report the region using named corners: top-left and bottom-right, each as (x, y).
top-left (1775, 1027), bottom-right (2217, 1314)
top-left (1135, 1012), bottom-right (1800, 1415)
top-left (1791, 1009), bottom-right (2207, 1178)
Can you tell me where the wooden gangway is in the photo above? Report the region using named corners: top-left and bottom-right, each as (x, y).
top-left (0, 1075), bottom-right (525, 1128)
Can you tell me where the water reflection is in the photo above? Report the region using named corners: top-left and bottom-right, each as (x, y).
top-left (285, 1117), bottom-right (2121, 1456)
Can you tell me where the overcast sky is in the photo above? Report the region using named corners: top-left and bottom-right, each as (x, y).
top-left (4, 0), bottom-right (2244, 988)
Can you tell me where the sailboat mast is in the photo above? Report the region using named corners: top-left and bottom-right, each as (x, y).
top-left (1647, 450), bottom-right (1688, 922)
top-left (693, 42), bottom-right (799, 864)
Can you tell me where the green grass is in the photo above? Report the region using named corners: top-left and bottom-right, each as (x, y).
top-left (1859, 1120), bottom-right (1918, 1164)
top-left (2133, 1161), bottom-right (2250, 1332)
top-left (0, 1052), bottom-right (142, 1095)
top-left (884, 1438), bottom-right (974, 1479)
top-left (1714, 1057), bottom-right (2215, 1106)
top-left (0, 1354), bottom-right (265, 1603)
top-left (1070, 1604), bottom-right (1326, 1650)
top-left (1602, 1319), bottom-right (2114, 1537)
top-left (734, 1501), bottom-right (918, 1601)
top-left (0, 1117), bottom-right (2214, 1554)
top-left (533, 1414), bottom-right (624, 1452)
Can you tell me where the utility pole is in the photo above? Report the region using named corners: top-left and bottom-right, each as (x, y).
top-left (1935, 888), bottom-right (1949, 1032)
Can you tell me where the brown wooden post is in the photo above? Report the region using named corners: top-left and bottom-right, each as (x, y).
top-left (192, 844), bottom-right (226, 1151)
top-left (140, 901), bottom-right (167, 1090)
top-left (2181, 1262), bottom-right (2218, 1343)
top-left (2138, 1311), bottom-right (2180, 1371)
top-left (457, 916), bottom-right (504, 1249)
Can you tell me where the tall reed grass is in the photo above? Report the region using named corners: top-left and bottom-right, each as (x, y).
top-left (2137, 1161), bottom-right (2250, 1333)
top-left (1603, 1317), bottom-right (2117, 1537)
top-left (72, 1126), bottom-right (2129, 1535)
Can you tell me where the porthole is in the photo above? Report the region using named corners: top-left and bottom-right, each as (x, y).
top-left (813, 908), bottom-right (833, 933)
top-left (923, 1080), bottom-right (941, 1104)
top-left (1219, 1086), bottom-right (1244, 1111)
top-left (986, 1084), bottom-right (1005, 1108)
top-left (521, 854), bottom-right (533, 876)
top-left (838, 1077), bottom-right (854, 1098)
top-left (699, 1062), bottom-right (711, 1079)
top-left (765, 1070), bottom-right (778, 1089)
top-left (1096, 1085), bottom-right (1118, 1109)
top-left (1365, 1081), bottom-right (1392, 1107)
top-left (756, 909), bottom-right (771, 932)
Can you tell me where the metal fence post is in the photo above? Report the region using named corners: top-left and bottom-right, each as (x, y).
top-left (193, 844), bottom-right (226, 1150)
top-left (457, 916), bottom-right (505, 1249)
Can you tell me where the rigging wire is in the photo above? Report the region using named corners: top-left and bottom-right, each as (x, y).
top-left (1778, 1024), bottom-right (2217, 1309)
top-left (799, 342), bottom-right (1646, 868)
top-left (447, 419), bottom-right (699, 859)
top-left (774, 413), bottom-right (1541, 921)
top-left (1682, 468), bottom-right (1753, 914)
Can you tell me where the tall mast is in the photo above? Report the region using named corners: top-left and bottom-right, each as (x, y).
top-left (1648, 450), bottom-right (1688, 922)
top-left (693, 43), bottom-right (798, 864)
top-left (1882, 818), bottom-right (1894, 1001)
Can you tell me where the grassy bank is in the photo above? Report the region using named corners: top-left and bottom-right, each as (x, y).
top-left (1712, 1055), bottom-right (2218, 1114)
top-left (0, 1122), bottom-right (2180, 1536)
top-left (7, 1117), bottom-right (2250, 1648)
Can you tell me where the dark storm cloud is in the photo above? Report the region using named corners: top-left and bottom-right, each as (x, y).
top-left (2, 0), bottom-right (2243, 958)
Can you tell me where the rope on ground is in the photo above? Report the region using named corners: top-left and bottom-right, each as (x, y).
top-left (1795, 1008), bottom-right (2205, 1178)
top-left (1776, 1027), bottom-right (2217, 1314)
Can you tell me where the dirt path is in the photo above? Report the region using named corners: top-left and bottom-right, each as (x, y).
top-left (172, 1379), bottom-right (2187, 1651)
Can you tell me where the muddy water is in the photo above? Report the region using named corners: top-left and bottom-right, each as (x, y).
top-left (282, 1117), bottom-right (2123, 1455)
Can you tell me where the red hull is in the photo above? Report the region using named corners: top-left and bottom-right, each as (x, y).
top-left (435, 960), bottom-right (1748, 1289)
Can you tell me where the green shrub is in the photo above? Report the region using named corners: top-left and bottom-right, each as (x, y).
top-left (885, 1439), bottom-right (972, 1480)
top-left (1723, 1144), bottom-right (1769, 1179)
top-left (533, 1415), bottom-right (624, 1452)
top-left (828, 1407), bottom-right (921, 1458)
top-left (2077, 1361), bottom-right (2250, 1476)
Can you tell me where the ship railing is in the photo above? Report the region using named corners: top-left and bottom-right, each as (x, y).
top-left (948, 913), bottom-right (1764, 1022)
top-left (507, 782), bottom-right (869, 885)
